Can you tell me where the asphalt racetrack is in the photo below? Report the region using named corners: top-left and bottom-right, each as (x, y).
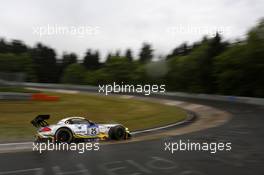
top-left (0, 95), bottom-right (263, 175)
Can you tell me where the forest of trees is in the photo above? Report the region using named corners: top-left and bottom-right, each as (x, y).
top-left (0, 20), bottom-right (263, 97)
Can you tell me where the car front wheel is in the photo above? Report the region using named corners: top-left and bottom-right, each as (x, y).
top-left (108, 125), bottom-right (126, 140)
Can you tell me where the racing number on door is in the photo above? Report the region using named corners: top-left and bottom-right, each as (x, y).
top-left (88, 126), bottom-right (99, 136)
top-left (91, 128), bottom-right (97, 135)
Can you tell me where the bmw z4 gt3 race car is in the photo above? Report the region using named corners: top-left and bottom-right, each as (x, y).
top-left (31, 115), bottom-right (131, 143)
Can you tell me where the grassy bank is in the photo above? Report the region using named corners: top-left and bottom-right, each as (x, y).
top-left (0, 92), bottom-right (186, 141)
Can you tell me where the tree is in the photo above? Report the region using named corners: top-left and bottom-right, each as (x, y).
top-left (125, 49), bottom-right (133, 61)
top-left (207, 32), bottom-right (227, 58)
top-left (214, 44), bottom-right (247, 95)
top-left (166, 33), bottom-right (227, 93)
top-left (62, 63), bottom-right (86, 84)
top-left (0, 39), bottom-right (9, 53)
top-left (30, 43), bottom-right (59, 83)
top-left (166, 43), bottom-right (191, 59)
top-left (214, 20), bottom-right (264, 97)
top-left (0, 53), bottom-right (36, 81)
top-left (166, 53), bottom-right (202, 92)
top-left (100, 56), bottom-right (138, 84)
top-left (10, 40), bottom-right (28, 54)
top-left (105, 52), bottom-right (113, 63)
top-left (0, 39), bottom-right (28, 54)
top-left (83, 49), bottom-right (100, 70)
top-left (114, 50), bottom-right (121, 57)
top-left (139, 43), bottom-right (153, 63)
top-left (62, 52), bottom-right (77, 68)
top-left (200, 32), bottom-right (228, 93)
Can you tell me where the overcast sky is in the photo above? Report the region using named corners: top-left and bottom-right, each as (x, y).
top-left (0, 0), bottom-right (263, 60)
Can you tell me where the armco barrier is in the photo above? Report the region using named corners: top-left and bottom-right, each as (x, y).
top-left (163, 92), bottom-right (264, 106)
top-left (0, 92), bottom-right (31, 100)
top-left (0, 92), bottom-right (60, 101)
top-left (1, 79), bottom-right (264, 106)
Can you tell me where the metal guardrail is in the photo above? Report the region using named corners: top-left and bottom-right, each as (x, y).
top-left (14, 81), bottom-right (97, 92)
top-left (0, 92), bottom-right (61, 101)
top-left (163, 92), bottom-right (264, 106)
top-left (0, 92), bottom-right (31, 100)
top-left (1, 79), bottom-right (264, 106)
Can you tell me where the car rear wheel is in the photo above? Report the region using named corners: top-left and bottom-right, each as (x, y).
top-left (55, 128), bottom-right (73, 143)
top-left (109, 125), bottom-right (126, 140)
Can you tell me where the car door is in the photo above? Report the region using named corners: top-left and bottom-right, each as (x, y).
top-left (68, 119), bottom-right (88, 136)
top-left (87, 123), bottom-right (100, 136)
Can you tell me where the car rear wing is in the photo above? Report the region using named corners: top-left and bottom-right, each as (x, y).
top-left (31, 115), bottom-right (50, 128)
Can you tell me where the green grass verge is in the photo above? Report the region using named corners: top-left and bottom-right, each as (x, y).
top-left (0, 92), bottom-right (186, 141)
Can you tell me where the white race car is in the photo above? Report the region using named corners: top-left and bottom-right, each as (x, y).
top-left (31, 115), bottom-right (131, 142)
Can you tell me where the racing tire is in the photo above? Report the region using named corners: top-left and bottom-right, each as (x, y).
top-left (55, 128), bottom-right (73, 143)
top-left (108, 125), bottom-right (126, 140)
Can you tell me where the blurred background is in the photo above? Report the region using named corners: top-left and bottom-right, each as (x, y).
top-left (0, 0), bottom-right (263, 98)
top-left (0, 0), bottom-right (264, 141)
top-left (0, 20), bottom-right (264, 97)
top-left (0, 1), bottom-right (264, 174)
